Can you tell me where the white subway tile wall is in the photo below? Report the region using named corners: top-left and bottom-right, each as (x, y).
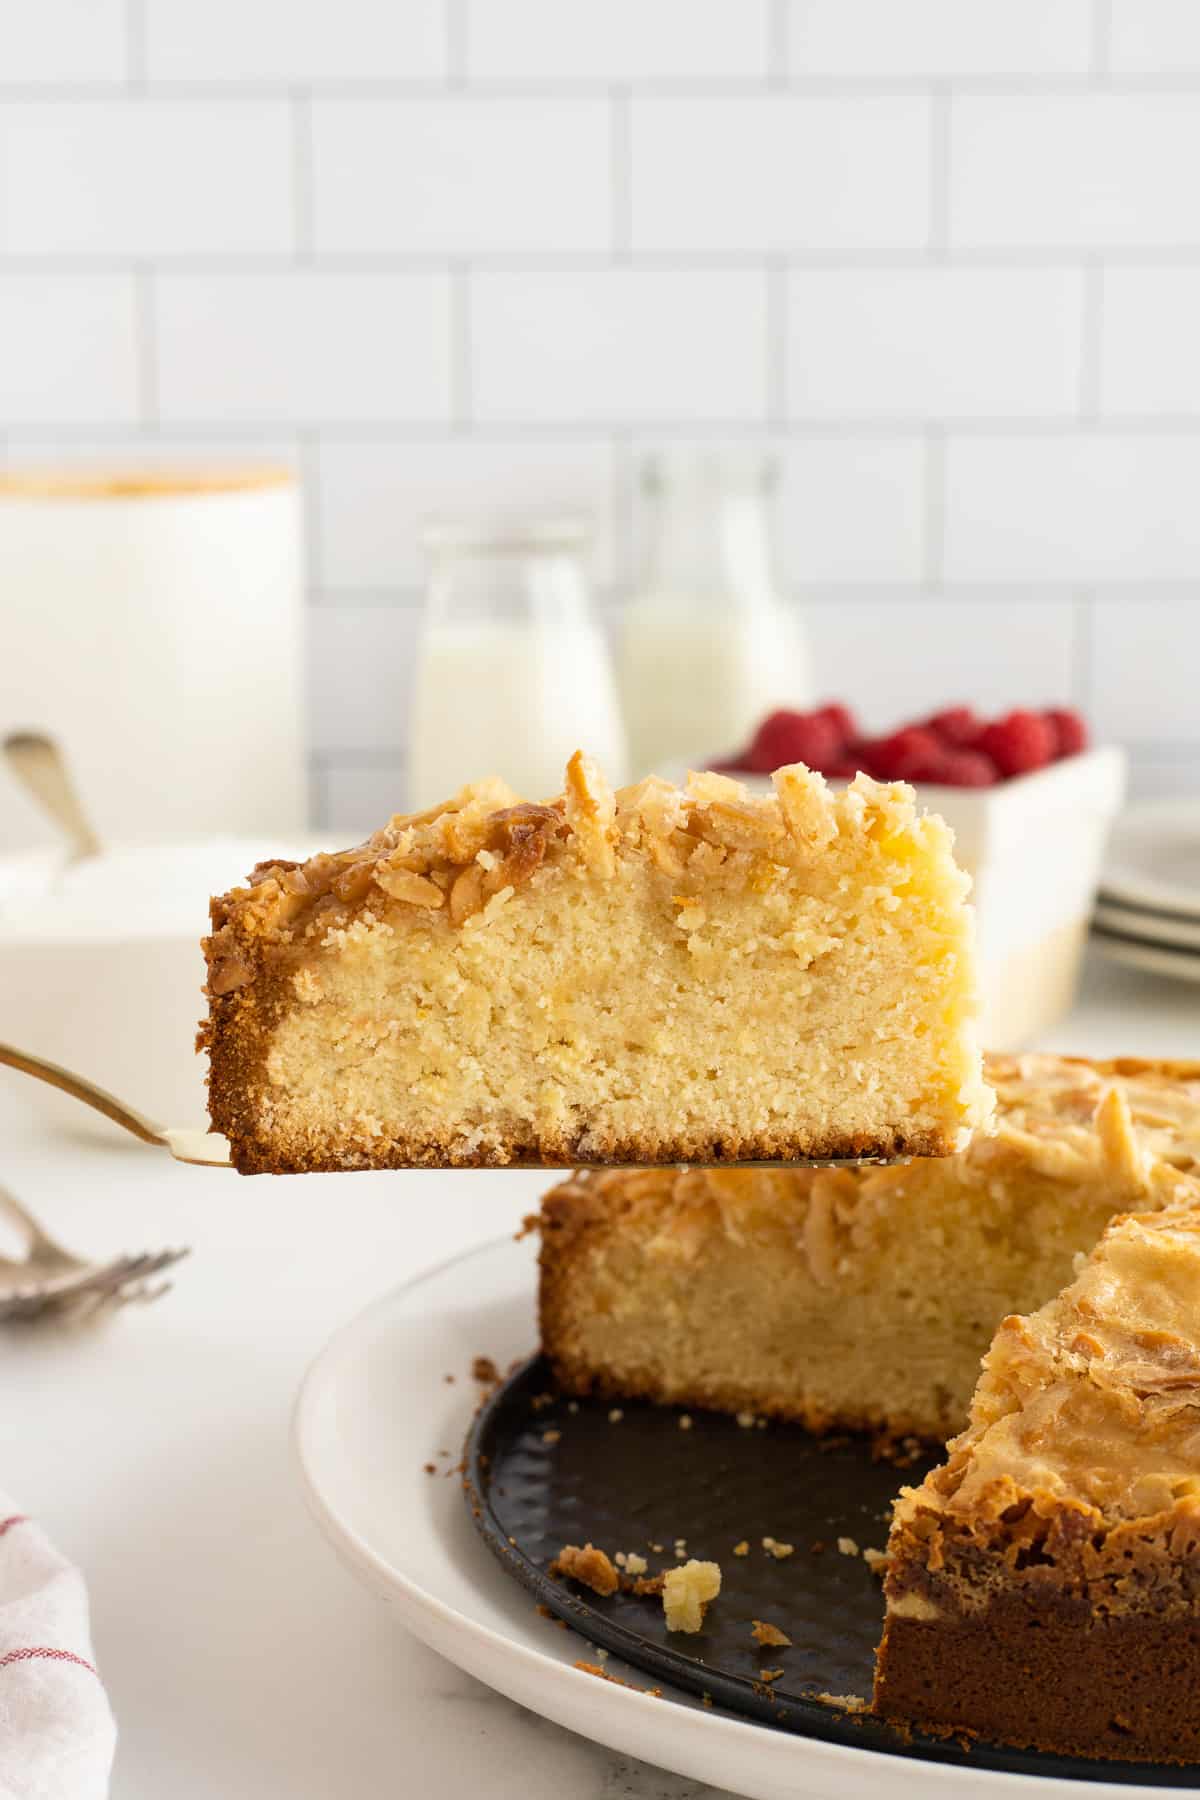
top-left (0, 0), bottom-right (1196, 828)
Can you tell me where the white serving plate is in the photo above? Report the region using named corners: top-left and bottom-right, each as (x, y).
top-left (1093, 896), bottom-right (1200, 953)
top-left (1092, 932), bottom-right (1200, 987)
top-left (1101, 798), bottom-right (1200, 919)
top-left (293, 1232), bottom-right (1169, 1800)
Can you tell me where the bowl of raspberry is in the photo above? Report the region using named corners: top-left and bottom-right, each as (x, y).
top-left (707, 703), bottom-right (1126, 1049)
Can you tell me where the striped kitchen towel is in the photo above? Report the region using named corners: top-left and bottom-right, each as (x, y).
top-left (0, 1497), bottom-right (115, 1798)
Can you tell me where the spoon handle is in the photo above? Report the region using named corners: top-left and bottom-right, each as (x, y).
top-left (3, 731), bottom-right (102, 862)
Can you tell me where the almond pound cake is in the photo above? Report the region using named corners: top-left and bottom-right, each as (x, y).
top-left (874, 1200), bottom-right (1200, 1762)
top-left (202, 755), bottom-right (990, 1174)
top-left (537, 1056), bottom-right (1200, 1439)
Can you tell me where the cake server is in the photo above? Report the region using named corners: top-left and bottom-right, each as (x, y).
top-left (0, 1041), bottom-right (896, 1172)
top-left (0, 1042), bottom-right (231, 1166)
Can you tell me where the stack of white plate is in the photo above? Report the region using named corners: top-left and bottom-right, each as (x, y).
top-left (1093, 797), bottom-right (1200, 984)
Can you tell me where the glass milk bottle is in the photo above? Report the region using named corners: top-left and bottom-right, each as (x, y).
top-left (408, 519), bottom-right (629, 807)
top-left (618, 451), bottom-right (812, 776)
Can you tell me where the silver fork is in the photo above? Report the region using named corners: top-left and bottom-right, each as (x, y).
top-left (0, 1184), bottom-right (188, 1323)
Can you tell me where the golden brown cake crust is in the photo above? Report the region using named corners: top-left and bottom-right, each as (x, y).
top-left (203, 756), bottom-right (990, 1174)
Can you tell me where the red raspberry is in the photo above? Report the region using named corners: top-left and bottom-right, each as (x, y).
top-left (934, 749), bottom-right (999, 788)
top-left (924, 706), bottom-right (983, 748)
top-left (866, 726), bottom-right (945, 782)
top-left (746, 709), bottom-right (841, 774)
top-left (812, 702), bottom-right (858, 751)
top-left (975, 709), bottom-right (1055, 779)
top-left (1043, 706), bottom-right (1089, 759)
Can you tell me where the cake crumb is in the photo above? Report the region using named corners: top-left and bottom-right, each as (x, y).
top-left (551, 1543), bottom-right (619, 1598)
top-left (762, 1536), bottom-right (795, 1560)
top-left (760, 1668), bottom-right (784, 1683)
top-left (815, 1692), bottom-right (869, 1714)
top-left (542, 1429), bottom-right (561, 1445)
top-left (736, 1411), bottom-right (756, 1429)
top-left (732, 1540), bottom-right (749, 1557)
top-left (574, 1661), bottom-right (662, 1698)
top-left (662, 1559), bottom-right (722, 1634)
top-left (649, 1541), bottom-right (664, 1554)
top-left (863, 1547), bottom-right (888, 1575)
top-left (567, 1400), bottom-right (579, 1414)
top-left (608, 1408), bottom-right (624, 1424)
top-left (471, 1355), bottom-right (499, 1384)
top-left (443, 1374), bottom-right (455, 1384)
top-left (751, 1620), bottom-right (792, 1648)
top-left (423, 1462), bottom-right (436, 1474)
top-left (702, 1693), bottom-right (713, 1709)
top-left (623, 1552), bottom-right (648, 1575)
top-left (678, 1413), bottom-right (693, 1430)
top-left (837, 1536), bottom-right (860, 1558)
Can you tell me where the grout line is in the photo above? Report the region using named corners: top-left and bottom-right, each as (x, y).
top-left (1078, 260), bottom-right (1106, 419)
top-left (768, 0), bottom-right (790, 87)
top-left (133, 266), bottom-right (158, 425)
top-left (1091, 0), bottom-right (1114, 78)
top-left (306, 754), bottom-right (329, 832)
top-left (16, 416), bottom-right (1200, 443)
top-left (299, 432), bottom-right (323, 585)
top-left (612, 431), bottom-right (636, 592)
top-left (767, 259), bottom-right (788, 425)
top-left (310, 587), bottom-right (426, 608)
top-left (311, 747), bottom-right (410, 771)
top-left (125, 0), bottom-right (147, 88)
top-left (922, 427), bottom-right (946, 589)
top-left (610, 88), bottom-right (632, 258)
top-left (12, 248), bottom-right (1200, 273)
top-left (291, 91), bottom-right (315, 259)
top-left (450, 263), bottom-right (471, 428)
top-left (9, 74), bottom-right (1200, 99)
top-left (1071, 591), bottom-right (1095, 708)
top-left (445, 0), bottom-right (467, 87)
top-left (928, 87), bottom-right (951, 256)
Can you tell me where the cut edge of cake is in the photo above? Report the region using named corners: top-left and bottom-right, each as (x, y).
top-left (201, 754), bottom-right (992, 1174)
top-left (874, 1197), bottom-right (1200, 1764)
top-left (535, 1055), bottom-right (1200, 1441)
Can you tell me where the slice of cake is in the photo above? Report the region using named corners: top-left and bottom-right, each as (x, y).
top-left (537, 1056), bottom-right (1200, 1439)
top-left (202, 754), bottom-right (990, 1174)
top-left (874, 1199), bottom-right (1200, 1762)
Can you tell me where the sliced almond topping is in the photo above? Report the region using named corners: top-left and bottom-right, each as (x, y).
top-left (1095, 1086), bottom-right (1149, 1192)
top-left (448, 862), bottom-right (486, 924)
top-left (773, 764), bottom-right (836, 851)
top-left (564, 750), bottom-right (616, 877)
top-left (374, 867), bottom-right (445, 908)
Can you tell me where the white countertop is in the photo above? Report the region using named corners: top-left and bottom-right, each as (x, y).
top-left (0, 951), bottom-right (1195, 1800)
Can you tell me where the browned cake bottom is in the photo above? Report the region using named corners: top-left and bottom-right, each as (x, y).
top-left (875, 1504), bottom-right (1200, 1763)
top-left (875, 1599), bottom-right (1200, 1764)
top-left (221, 1128), bottom-right (950, 1175)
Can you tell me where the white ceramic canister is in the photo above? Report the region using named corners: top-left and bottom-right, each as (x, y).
top-left (0, 468), bottom-right (306, 852)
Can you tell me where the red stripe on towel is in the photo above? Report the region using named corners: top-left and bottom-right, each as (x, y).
top-left (0, 1647), bottom-right (97, 1676)
top-left (0, 1516), bottom-right (28, 1537)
